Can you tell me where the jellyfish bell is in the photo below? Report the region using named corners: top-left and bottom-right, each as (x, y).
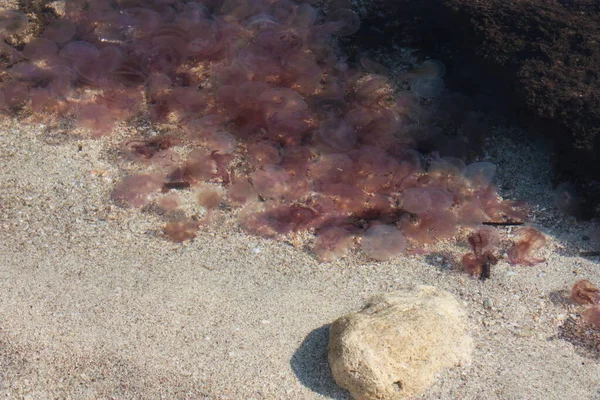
top-left (0, 10), bottom-right (28, 37)
top-left (245, 13), bottom-right (280, 32)
top-left (315, 116), bottom-right (357, 152)
top-left (23, 38), bottom-right (58, 61)
top-left (410, 77), bottom-right (444, 99)
top-left (325, 9), bottom-right (360, 37)
top-left (361, 225), bottom-right (406, 261)
top-left (314, 226), bottom-right (354, 262)
top-left (401, 188), bottom-right (432, 214)
top-left (420, 59), bottom-right (446, 78)
top-left (251, 164), bottom-right (290, 198)
top-left (463, 162), bottom-right (497, 189)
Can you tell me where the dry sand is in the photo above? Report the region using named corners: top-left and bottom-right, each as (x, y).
top-left (0, 114), bottom-right (599, 400)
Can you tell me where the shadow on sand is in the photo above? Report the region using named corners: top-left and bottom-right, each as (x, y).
top-left (290, 325), bottom-right (349, 399)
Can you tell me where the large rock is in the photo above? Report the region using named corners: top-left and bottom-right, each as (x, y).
top-left (327, 286), bottom-right (472, 400)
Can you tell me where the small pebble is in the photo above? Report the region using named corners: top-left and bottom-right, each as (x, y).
top-left (483, 298), bottom-right (493, 310)
top-left (513, 326), bottom-right (533, 338)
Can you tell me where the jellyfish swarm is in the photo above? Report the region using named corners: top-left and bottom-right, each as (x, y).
top-left (0, 1), bottom-right (526, 260)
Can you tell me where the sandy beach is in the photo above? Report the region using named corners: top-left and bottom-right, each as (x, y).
top-left (0, 113), bottom-right (599, 400)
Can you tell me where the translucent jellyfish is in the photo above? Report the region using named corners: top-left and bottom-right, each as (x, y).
top-left (401, 188), bottom-right (432, 214)
top-left (354, 74), bottom-right (390, 104)
top-left (158, 193), bottom-right (180, 211)
top-left (259, 87), bottom-right (309, 133)
top-left (326, 9), bottom-right (360, 36)
top-left (0, 10), bottom-right (28, 37)
top-left (251, 165), bottom-right (290, 198)
top-left (41, 19), bottom-right (76, 43)
top-left (141, 35), bottom-right (188, 73)
top-left (357, 54), bottom-right (389, 76)
top-left (59, 41), bottom-right (99, 63)
top-left (462, 253), bottom-right (483, 277)
top-left (553, 182), bottom-right (580, 217)
top-left (197, 188), bottom-right (222, 210)
top-left (164, 219), bottom-right (199, 242)
top-left (316, 117), bottom-right (357, 152)
top-left (283, 53), bottom-right (322, 95)
top-left (177, 2), bottom-right (209, 29)
top-left (280, 145), bottom-right (312, 176)
top-left (254, 28), bottom-right (303, 56)
top-left (187, 23), bottom-right (220, 56)
top-left (147, 73), bottom-right (172, 98)
top-left (248, 141), bottom-right (283, 166)
top-left (235, 81), bottom-right (271, 109)
top-left (23, 38), bottom-right (58, 60)
top-left (361, 225), bottom-right (406, 261)
top-left (30, 88), bottom-right (62, 113)
top-left (428, 156), bottom-right (466, 177)
top-left (111, 173), bottom-right (164, 208)
top-left (73, 46), bottom-right (123, 84)
top-left (314, 227), bottom-right (354, 262)
top-left (571, 279), bottom-right (600, 306)
top-left (245, 14), bottom-right (279, 31)
top-left (292, 3), bottom-right (317, 28)
top-left (0, 41), bottom-right (23, 64)
top-left (463, 162), bottom-right (497, 188)
top-left (123, 7), bottom-right (161, 38)
top-left (179, 149), bottom-right (217, 183)
top-left (507, 227), bottom-right (546, 266)
top-left (208, 132), bottom-right (237, 154)
top-left (229, 180), bottom-right (256, 206)
top-left (582, 306), bottom-right (600, 328)
top-left (310, 153), bottom-right (353, 185)
top-left (426, 188), bottom-right (453, 211)
top-left (320, 183), bottom-right (366, 213)
top-left (411, 77), bottom-right (444, 99)
top-left (1, 81), bottom-right (29, 108)
top-left (98, 46), bottom-right (123, 72)
top-left (420, 59), bottom-right (446, 78)
top-left (468, 226), bottom-right (500, 256)
top-left (9, 62), bottom-right (46, 82)
top-left (185, 114), bottom-right (225, 140)
top-left (77, 104), bottom-right (116, 136)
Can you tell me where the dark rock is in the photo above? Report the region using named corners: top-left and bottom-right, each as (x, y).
top-left (360, 0), bottom-right (600, 217)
